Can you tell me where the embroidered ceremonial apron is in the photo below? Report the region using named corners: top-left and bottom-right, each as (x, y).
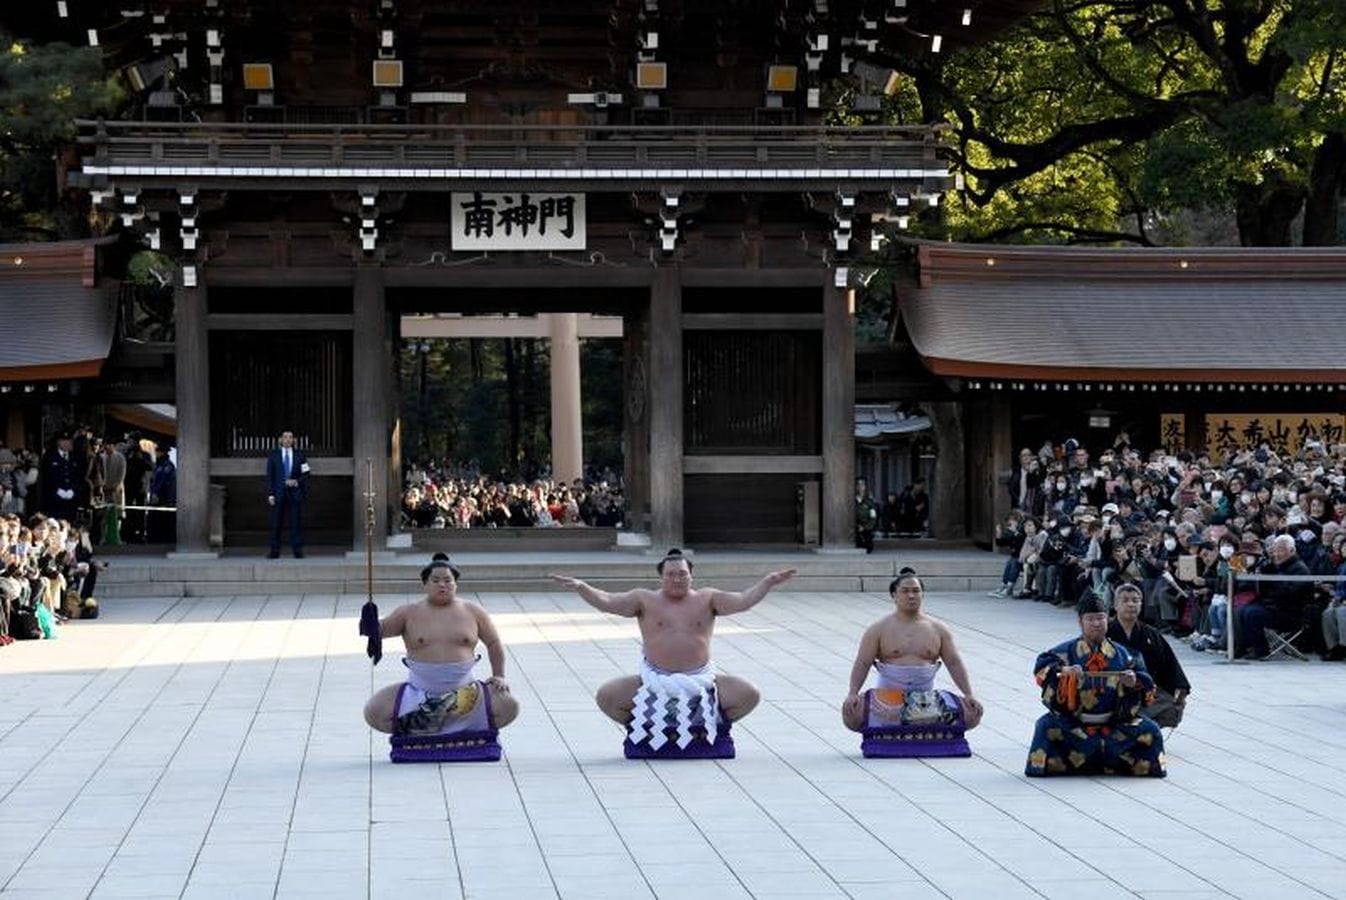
top-left (868, 661), bottom-right (961, 726)
top-left (393, 658), bottom-right (492, 736)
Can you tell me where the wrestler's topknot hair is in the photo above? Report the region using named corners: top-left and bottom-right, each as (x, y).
top-left (889, 571), bottom-right (921, 594)
top-left (420, 552), bottom-right (461, 584)
top-left (657, 547), bottom-right (693, 574)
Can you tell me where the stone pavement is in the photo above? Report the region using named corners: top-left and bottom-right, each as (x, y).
top-left (1, 584), bottom-right (1343, 900)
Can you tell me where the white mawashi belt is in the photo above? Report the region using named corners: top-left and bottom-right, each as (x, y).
top-left (629, 659), bottom-right (718, 749)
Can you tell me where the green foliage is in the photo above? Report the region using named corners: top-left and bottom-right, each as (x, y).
top-left (871, 0), bottom-right (1346, 245)
top-left (399, 337), bottom-right (623, 477)
top-left (0, 36), bottom-right (123, 240)
top-left (125, 250), bottom-right (175, 286)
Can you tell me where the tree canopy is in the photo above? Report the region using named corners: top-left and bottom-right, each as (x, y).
top-left (0, 36), bottom-right (121, 241)
top-left (862, 0), bottom-right (1346, 246)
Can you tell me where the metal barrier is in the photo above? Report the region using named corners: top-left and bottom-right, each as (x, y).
top-left (1220, 571), bottom-right (1334, 662)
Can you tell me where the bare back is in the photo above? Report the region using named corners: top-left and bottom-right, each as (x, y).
top-left (633, 587), bottom-right (717, 671)
top-left (386, 599), bottom-right (482, 664)
top-left (873, 612), bottom-right (946, 666)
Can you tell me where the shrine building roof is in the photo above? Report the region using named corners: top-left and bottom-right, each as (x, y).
top-left (900, 242), bottom-right (1346, 385)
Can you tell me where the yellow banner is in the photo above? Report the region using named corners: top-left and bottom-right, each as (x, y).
top-left (1159, 414), bottom-right (1185, 454)
top-left (1201, 413), bottom-right (1345, 457)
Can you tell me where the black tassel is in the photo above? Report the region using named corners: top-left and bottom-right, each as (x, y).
top-left (359, 600), bottom-right (382, 664)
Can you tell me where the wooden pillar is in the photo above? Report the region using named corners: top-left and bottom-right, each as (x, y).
top-left (547, 312), bottom-right (584, 485)
top-left (925, 400), bottom-right (967, 540)
top-left (352, 266), bottom-right (389, 551)
top-left (622, 309), bottom-right (651, 534)
top-left (173, 278), bottom-right (212, 554)
top-left (387, 313), bottom-right (404, 540)
top-left (5, 408), bottom-right (24, 451)
top-left (990, 398), bottom-right (1013, 539)
top-left (821, 282), bottom-right (856, 548)
top-left (649, 266), bottom-right (683, 548)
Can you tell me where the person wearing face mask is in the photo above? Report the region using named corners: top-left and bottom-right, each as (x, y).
top-left (1207, 480), bottom-right (1233, 521)
top-left (1134, 528), bottom-right (1180, 628)
top-left (1192, 538), bottom-right (1244, 652)
top-left (1044, 473), bottom-right (1075, 520)
top-left (1076, 470), bottom-right (1106, 509)
top-left (1236, 487), bottom-right (1259, 518)
top-left (1037, 516), bottom-right (1085, 606)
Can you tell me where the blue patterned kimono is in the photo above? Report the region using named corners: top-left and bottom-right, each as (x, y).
top-left (1025, 636), bottom-right (1166, 777)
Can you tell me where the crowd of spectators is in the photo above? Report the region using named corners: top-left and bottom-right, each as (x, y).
top-left (0, 428), bottom-right (179, 645)
top-left (401, 459), bottom-right (626, 530)
top-left (0, 513), bottom-right (105, 644)
top-left (991, 433), bottom-right (1346, 661)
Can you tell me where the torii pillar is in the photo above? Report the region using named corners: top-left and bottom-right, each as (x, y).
top-left (547, 312), bottom-right (583, 485)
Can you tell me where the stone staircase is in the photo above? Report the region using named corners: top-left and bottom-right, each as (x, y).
top-left (94, 548), bottom-right (1005, 598)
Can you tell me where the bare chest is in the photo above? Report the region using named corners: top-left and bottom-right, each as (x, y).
top-left (877, 620), bottom-right (941, 662)
top-left (404, 604), bottom-right (478, 651)
top-left (642, 592), bottom-right (715, 636)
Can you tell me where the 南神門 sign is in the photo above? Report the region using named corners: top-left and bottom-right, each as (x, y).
top-left (450, 192), bottom-right (586, 250)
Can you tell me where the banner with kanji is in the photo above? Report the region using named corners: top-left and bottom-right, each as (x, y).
top-left (1201, 414), bottom-right (1345, 457)
top-left (1159, 414), bottom-right (1185, 454)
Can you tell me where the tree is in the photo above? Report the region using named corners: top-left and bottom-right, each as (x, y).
top-left (860, 0), bottom-right (1346, 246)
top-left (0, 36), bottom-right (122, 241)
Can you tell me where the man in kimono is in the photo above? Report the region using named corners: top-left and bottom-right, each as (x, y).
top-left (1025, 593), bottom-right (1166, 777)
top-left (1107, 583), bottom-right (1190, 727)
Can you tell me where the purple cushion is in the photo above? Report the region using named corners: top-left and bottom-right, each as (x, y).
top-left (861, 726), bottom-right (970, 758)
top-left (390, 729), bottom-right (502, 763)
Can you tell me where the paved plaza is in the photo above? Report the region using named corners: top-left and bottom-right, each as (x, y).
top-left (1, 578), bottom-right (1343, 900)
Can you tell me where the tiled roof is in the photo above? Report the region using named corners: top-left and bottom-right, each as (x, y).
top-left (902, 243), bottom-right (1346, 382)
top-left (0, 280), bottom-right (116, 381)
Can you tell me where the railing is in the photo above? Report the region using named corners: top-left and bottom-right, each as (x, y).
top-left (76, 119), bottom-right (947, 175)
top-left (1220, 571), bottom-right (1335, 662)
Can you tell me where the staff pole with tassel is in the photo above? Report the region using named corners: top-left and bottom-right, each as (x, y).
top-left (357, 457), bottom-right (382, 663)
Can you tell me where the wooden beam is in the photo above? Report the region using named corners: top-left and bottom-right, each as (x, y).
top-left (207, 314), bottom-right (354, 331)
top-left (680, 269), bottom-right (828, 287)
top-left (203, 268), bottom-right (356, 288)
top-left (385, 267), bottom-right (655, 289)
top-left (209, 456), bottom-right (355, 477)
top-left (682, 455), bottom-right (823, 475)
top-left (402, 313), bottom-right (623, 339)
top-left (682, 313), bottom-right (823, 331)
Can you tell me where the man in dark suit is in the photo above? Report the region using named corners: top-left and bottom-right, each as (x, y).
top-left (266, 429), bottom-right (309, 558)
